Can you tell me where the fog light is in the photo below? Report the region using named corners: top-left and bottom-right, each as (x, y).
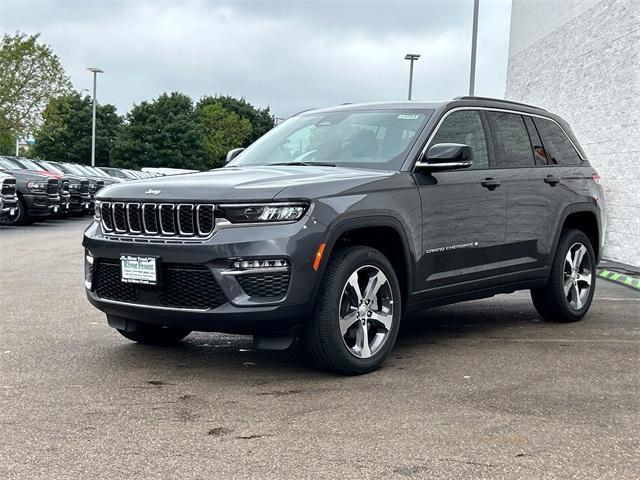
top-left (232, 258), bottom-right (289, 270)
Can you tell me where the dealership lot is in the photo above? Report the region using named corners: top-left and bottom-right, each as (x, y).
top-left (1, 219), bottom-right (638, 479)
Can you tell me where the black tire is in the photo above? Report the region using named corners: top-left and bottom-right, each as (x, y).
top-left (531, 228), bottom-right (596, 322)
top-left (302, 245), bottom-right (402, 375)
top-left (12, 197), bottom-right (33, 226)
top-left (116, 325), bottom-right (191, 345)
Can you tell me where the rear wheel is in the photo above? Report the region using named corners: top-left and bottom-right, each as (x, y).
top-left (531, 229), bottom-right (596, 322)
top-left (116, 325), bottom-right (191, 345)
top-left (302, 246), bottom-right (401, 375)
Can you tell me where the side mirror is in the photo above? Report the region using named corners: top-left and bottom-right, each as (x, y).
top-left (415, 143), bottom-right (473, 171)
top-left (225, 148), bottom-right (245, 164)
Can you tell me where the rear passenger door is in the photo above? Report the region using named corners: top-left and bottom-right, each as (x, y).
top-left (486, 111), bottom-right (572, 281)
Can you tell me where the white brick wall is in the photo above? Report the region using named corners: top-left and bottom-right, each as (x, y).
top-left (506, 0), bottom-right (640, 266)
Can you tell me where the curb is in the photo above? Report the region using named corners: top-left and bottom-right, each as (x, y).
top-left (597, 269), bottom-right (640, 291)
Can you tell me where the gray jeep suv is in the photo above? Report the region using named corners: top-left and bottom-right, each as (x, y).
top-left (84, 97), bottom-right (605, 374)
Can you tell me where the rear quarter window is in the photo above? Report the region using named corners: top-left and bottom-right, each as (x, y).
top-left (533, 117), bottom-right (582, 166)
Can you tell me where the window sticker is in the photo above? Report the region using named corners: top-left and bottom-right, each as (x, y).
top-left (398, 114), bottom-right (420, 120)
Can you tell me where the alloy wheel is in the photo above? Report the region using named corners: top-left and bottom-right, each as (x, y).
top-left (563, 242), bottom-right (592, 310)
top-left (339, 265), bottom-right (394, 358)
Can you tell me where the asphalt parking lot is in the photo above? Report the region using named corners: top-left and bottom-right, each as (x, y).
top-left (1, 219), bottom-right (638, 479)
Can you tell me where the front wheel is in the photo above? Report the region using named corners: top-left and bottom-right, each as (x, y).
top-left (531, 229), bottom-right (596, 322)
top-left (10, 197), bottom-right (33, 226)
top-left (302, 246), bottom-right (402, 375)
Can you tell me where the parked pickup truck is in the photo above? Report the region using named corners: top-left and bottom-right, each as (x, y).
top-left (0, 171), bottom-right (18, 224)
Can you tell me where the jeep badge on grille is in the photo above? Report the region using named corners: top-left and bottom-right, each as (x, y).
top-left (144, 189), bottom-right (161, 196)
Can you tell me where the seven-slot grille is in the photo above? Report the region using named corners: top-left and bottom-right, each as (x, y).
top-left (80, 180), bottom-right (90, 194)
top-left (1, 178), bottom-right (17, 197)
top-left (60, 179), bottom-right (70, 194)
top-left (100, 201), bottom-right (215, 238)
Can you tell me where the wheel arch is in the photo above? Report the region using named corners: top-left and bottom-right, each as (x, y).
top-left (552, 203), bottom-right (602, 263)
top-left (313, 216), bottom-right (416, 308)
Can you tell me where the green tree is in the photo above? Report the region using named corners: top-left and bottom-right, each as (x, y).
top-left (0, 114), bottom-right (15, 155)
top-left (0, 32), bottom-right (72, 144)
top-left (199, 102), bottom-right (252, 168)
top-left (111, 92), bottom-right (203, 170)
top-left (197, 95), bottom-right (274, 145)
top-left (32, 92), bottom-right (121, 164)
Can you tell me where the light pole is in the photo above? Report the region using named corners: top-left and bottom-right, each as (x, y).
top-left (469, 0), bottom-right (479, 96)
top-left (87, 67), bottom-right (103, 167)
top-left (404, 54), bottom-right (420, 101)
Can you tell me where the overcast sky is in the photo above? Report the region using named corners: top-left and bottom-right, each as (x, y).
top-left (1, 0), bottom-right (512, 118)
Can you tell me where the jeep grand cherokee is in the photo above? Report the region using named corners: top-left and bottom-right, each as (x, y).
top-left (84, 97), bottom-right (605, 374)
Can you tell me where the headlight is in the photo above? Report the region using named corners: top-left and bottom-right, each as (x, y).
top-left (221, 202), bottom-right (308, 223)
top-left (69, 182), bottom-right (81, 191)
top-left (94, 200), bottom-right (101, 221)
top-left (27, 181), bottom-right (47, 193)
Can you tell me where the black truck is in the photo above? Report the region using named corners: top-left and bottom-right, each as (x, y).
top-left (0, 156), bottom-right (60, 225)
top-left (0, 171), bottom-right (18, 224)
top-left (83, 97), bottom-right (606, 374)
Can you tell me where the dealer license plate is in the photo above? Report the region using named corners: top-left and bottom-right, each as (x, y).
top-left (121, 255), bottom-right (158, 285)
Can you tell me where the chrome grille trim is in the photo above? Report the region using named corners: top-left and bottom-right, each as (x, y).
top-left (99, 201), bottom-right (216, 241)
top-left (176, 203), bottom-right (195, 236)
top-left (100, 202), bottom-right (113, 231)
top-left (196, 204), bottom-right (215, 236)
top-left (112, 202), bottom-right (127, 232)
top-left (141, 203), bottom-right (158, 234)
top-left (158, 203), bottom-right (176, 235)
top-left (126, 203), bottom-right (141, 233)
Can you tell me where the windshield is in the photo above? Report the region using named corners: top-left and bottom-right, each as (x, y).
top-left (229, 109), bottom-right (432, 170)
top-left (0, 157), bottom-right (20, 170)
top-left (0, 157), bottom-right (22, 170)
top-left (38, 160), bottom-right (65, 174)
top-left (12, 158), bottom-right (43, 171)
top-left (62, 164), bottom-right (84, 175)
top-left (101, 168), bottom-right (128, 178)
top-left (75, 165), bottom-right (94, 176)
top-left (87, 166), bottom-right (108, 177)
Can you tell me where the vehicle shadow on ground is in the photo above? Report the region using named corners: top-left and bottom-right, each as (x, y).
top-left (1, 217), bottom-right (90, 230)
top-left (101, 296), bottom-right (542, 380)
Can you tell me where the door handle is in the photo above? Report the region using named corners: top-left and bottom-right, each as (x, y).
top-left (481, 178), bottom-right (501, 190)
top-left (544, 175), bottom-right (561, 186)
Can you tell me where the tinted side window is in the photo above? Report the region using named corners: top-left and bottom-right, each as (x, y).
top-left (533, 117), bottom-right (581, 165)
top-left (486, 112), bottom-right (534, 168)
top-left (523, 116), bottom-right (550, 166)
top-left (430, 110), bottom-right (488, 169)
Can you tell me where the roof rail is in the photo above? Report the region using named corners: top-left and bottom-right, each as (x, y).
top-left (453, 96), bottom-right (547, 112)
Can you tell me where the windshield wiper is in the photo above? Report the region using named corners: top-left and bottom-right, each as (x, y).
top-left (270, 161), bottom-right (336, 167)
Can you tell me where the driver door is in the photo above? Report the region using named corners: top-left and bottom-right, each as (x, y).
top-left (415, 109), bottom-right (507, 297)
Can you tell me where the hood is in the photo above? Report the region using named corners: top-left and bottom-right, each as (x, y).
top-left (97, 166), bottom-right (395, 202)
top-left (0, 168), bottom-right (53, 182)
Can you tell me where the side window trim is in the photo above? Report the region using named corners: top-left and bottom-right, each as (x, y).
top-left (523, 115), bottom-right (547, 166)
top-left (532, 116), bottom-right (583, 166)
top-left (418, 108), bottom-right (490, 170)
top-left (411, 106), bottom-right (584, 171)
top-left (485, 111), bottom-right (536, 169)
top-left (479, 110), bottom-right (497, 168)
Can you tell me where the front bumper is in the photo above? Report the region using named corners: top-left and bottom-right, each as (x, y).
top-left (0, 197), bottom-right (18, 222)
top-left (68, 192), bottom-right (91, 213)
top-left (83, 214), bottom-right (327, 334)
top-left (22, 193), bottom-right (52, 218)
